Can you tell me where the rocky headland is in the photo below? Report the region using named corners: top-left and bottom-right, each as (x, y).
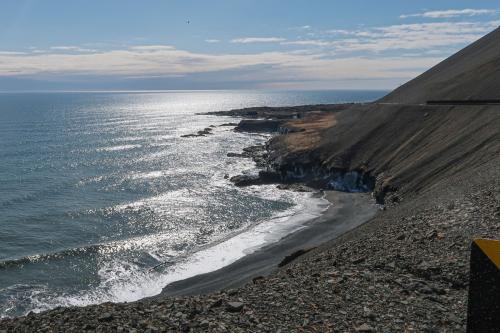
top-left (2, 27), bottom-right (500, 333)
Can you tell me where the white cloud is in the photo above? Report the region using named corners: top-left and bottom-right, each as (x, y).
top-left (281, 40), bottom-right (331, 47)
top-left (129, 45), bottom-right (175, 51)
top-left (0, 42), bottom-right (444, 85)
top-left (50, 46), bottom-right (97, 53)
top-left (230, 37), bottom-right (286, 44)
top-left (325, 29), bottom-right (351, 35)
top-left (0, 18), bottom-right (497, 89)
top-left (308, 21), bottom-right (500, 53)
top-left (289, 25), bottom-right (311, 31)
top-left (205, 39), bottom-right (220, 43)
top-left (401, 8), bottom-right (499, 19)
top-left (0, 51), bottom-right (27, 55)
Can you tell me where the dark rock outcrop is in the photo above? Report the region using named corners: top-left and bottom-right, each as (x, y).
top-left (181, 127), bottom-right (214, 137)
top-left (278, 248), bottom-right (316, 267)
top-left (234, 119), bottom-right (283, 133)
top-left (230, 170), bottom-right (281, 187)
top-left (201, 104), bottom-right (353, 119)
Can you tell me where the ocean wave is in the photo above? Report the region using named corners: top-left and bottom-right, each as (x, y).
top-left (40, 192), bottom-right (329, 310)
top-left (0, 183), bottom-right (69, 209)
top-left (96, 144), bottom-right (142, 152)
top-left (0, 232), bottom-right (189, 271)
top-left (128, 171), bottom-right (166, 180)
top-left (112, 188), bottom-right (201, 212)
top-left (0, 244), bottom-right (107, 270)
top-left (76, 170), bottom-right (171, 188)
top-left (110, 136), bottom-right (146, 143)
top-left (1, 179), bottom-right (329, 317)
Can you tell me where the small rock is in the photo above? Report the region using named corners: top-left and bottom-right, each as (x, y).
top-left (278, 248), bottom-right (315, 267)
top-left (418, 285), bottom-right (433, 294)
top-left (226, 301), bottom-right (244, 312)
top-left (227, 152), bottom-right (244, 158)
top-left (352, 256), bottom-right (365, 264)
top-left (364, 307), bottom-right (376, 320)
top-left (98, 312), bottom-right (113, 322)
top-left (252, 276), bottom-right (265, 283)
top-left (355, 323), bottom-right (375, 332)
top-left (227, 289), bottom-right (238, 296)
top-left (210, 298), bottom-right (223, 308)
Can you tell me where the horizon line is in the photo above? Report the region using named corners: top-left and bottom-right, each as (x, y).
top-left (0, 88), bottom-right (391, 94)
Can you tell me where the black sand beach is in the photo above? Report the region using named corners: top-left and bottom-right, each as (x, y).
top-left (1, 25), bottom-right (500, 333)
top-left (160, 192), bottom-right (378, 297)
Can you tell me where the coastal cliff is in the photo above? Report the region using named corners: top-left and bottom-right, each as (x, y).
top-left (2, 28), bottom-right (500, 333)
top-left (266, 103), bottom-right (499, 204)
top-left (237, 28), bottom-right (500, 205)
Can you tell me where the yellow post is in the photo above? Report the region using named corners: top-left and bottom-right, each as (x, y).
top-left (467, 238), bottom-right (500, 332)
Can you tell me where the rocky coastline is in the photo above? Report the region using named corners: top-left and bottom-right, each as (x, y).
top-left (2, 27), bottom-right (500, 332)
top-left (2, 98), bottom-right (498, 332)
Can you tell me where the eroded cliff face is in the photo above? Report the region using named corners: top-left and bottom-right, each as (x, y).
top-left (266, 104), bottom-right (500, 204)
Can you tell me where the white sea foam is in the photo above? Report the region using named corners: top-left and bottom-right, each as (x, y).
top-left (128, 170), bottom-right (165, 180)
top-left (96, 144), bottom-right (142, 152)
top-left (40, 191), bottom-right (328, 309)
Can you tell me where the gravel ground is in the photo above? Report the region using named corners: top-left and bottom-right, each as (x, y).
top-left (1, 146), bottom-right (498, 332)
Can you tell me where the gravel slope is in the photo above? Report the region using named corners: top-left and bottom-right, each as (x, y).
top-left (381, 27), bottom-right (500, 104)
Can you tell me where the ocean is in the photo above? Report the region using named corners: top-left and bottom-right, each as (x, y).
top-left (0, 90), bottom-right (387, 317)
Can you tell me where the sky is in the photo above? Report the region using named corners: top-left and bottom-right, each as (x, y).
top-left (0, 0), bottom-right (499, 91)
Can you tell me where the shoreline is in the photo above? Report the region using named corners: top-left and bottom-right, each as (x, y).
top-left (159, 191), bottom-right (378, 297)
top-left (2, 27), bottom-right (500, 331)
top-left (0, 107), bottom-right (375, 319)
top-left (1, 102), bottom-right (498, 331)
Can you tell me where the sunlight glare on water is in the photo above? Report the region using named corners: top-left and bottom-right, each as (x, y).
top-left (0, 90), bottom-right (387, 317)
